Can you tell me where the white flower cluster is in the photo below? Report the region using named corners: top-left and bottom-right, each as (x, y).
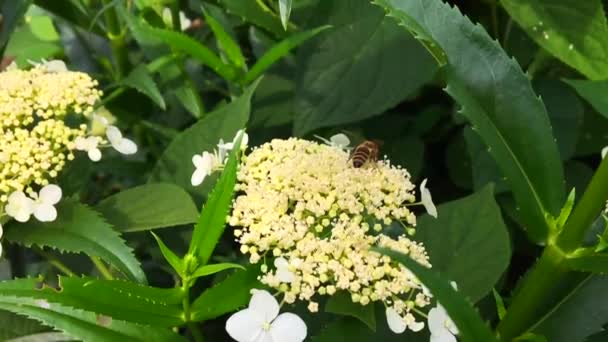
top-left (228, 137), bottom-right (437, 335)
top-left (191, 130), bottom-right (248, 186)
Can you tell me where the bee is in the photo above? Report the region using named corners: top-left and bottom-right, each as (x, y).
top-left (350, 140), bottom-right (381, 168)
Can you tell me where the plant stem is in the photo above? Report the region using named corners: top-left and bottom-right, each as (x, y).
top-left (102, 0), bottom-right (129, 78)
top-left (557, 156), bottom-right (608, 252)
top-left (90, 256), bottom-right (114, 280)
top-left (526, 49), bottom-right (551, 79)
top-left (490, 0), bottom-right (499, 39)
top-left (498, 157), bottom-right (608, 339)
top-left (181, 279), bottom-right (204, 342)
top-left (35, 248), bottom-right (76, 277)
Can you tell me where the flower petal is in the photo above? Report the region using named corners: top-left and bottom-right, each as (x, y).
top-left (33, 203), bottom-right (58, 222)
top-left (0, 223), bottom-right (3, 239)
top-left (421, 178), bottom-right (438, 218)
top-left (105, 125), bottom-right (123, 144)
top-left (428, 306), bottom-right (446, 334)
top-left (274, 257), bottom-right (288, 269)
top-left (270, 313), bottom-right (307, 342)
top-left (225, 308), bottom-right (264, 342)
top-left (114, 138), bottom-right (138, 155)
top-left (602, 146), bottom-right (608, 159)
top-left (192, 154), bottom-right (204, 167)
top-left (385, 307), bottom-right (407, 334)
top-left (430, 330), bottom-right (457, 342)
top-left (249, 289), bottom-right (279, 322)
top-left (43, 60), bottom-right (68, 72)
top-left (191, 169), bottom-right (207, 186)
top-left (409, 320), bottom-right (425, 332)
top-left (6, 192), bottom-right (33, 222)
top-left (39, 184), bottom-right (62, 205)
top-left (88, 148), bottom-right (102, 162)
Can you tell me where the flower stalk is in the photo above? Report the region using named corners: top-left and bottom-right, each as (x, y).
top-left (102, 0), bottom-right (130, 78)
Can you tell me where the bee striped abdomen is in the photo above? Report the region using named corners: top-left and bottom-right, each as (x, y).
top-left (351, 140), bottom-right (380, 168)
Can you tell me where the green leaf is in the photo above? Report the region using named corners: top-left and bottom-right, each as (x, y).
top-left (5, 23), bottom-right (62, 68)
top-left (374, 0), bottom-right (565, 243)
top-left (188, 133), bottom-right (242, 264)
top-left (33, 0), bottom-right (102, 35)
top-left (0, 277), bottom-right (185, 328)
top-left (376, 248), bottom-right (498, 342)
top-left (531, 275), bottom-right (608, 342)
top-left (5, 200), bottom-right (146, 284)
top-left (243, 25), bottom-right (330, 84)
top-left (218, 0), bottom-right (285, 37)
top-left (6, 332), bottom-right (70, 342)
top-left (0, 311), bottom-right (47, 340)
top-left (565, 79), bottom-right (608, 120)
top-left (566, 254), bottom-right (608, 274)
top-left (312, 318), bottom-right (379, 342)
top-left (202, 7), bottom-right (246, 71)
top-left (0, 0), bottom-right (32, 52)
top-left (501, 0), bottom-right (608, 80)
top-left (294, 0), bottom-right (437, 135)
top-left (0, 278), bottom-right (185, 342)
top-left (416, 185), bottom-right (511, 302)
top-left (96, 183), bottom-right (198, 233)
top-left (151, 232), bottom-right (184, 276)
top-left (278, 0), bottom-right (292, 30)
top-left (190, 266), bottom-right (261, 321)
top-left (121, 11), bottom-right (237, 81)
top-left (190, 263), bottom-right (245, 279)
top-left (150, 79), bottom-right (261, 201)
top-left (120, 65), bottom-right (166, 109)
top-left (325, 292), bottom-right (376, 331)
top-left (492, 289), bottom-right (507, 320)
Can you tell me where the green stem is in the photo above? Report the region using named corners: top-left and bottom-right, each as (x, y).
top-left (35, 248), bottom-right (76, 277)
top-left (181, 279), bottom-right (204, 342)
top-left (102, 0), bottom-right (129, 78)
top-left (498, 157), bottom-right (608, 339)
top-left (526, 49), bottom-right (551, 79)
top-left (90, 256), bottom-right (114, 280)
top-left (490, 0), bottom-right (499, 39)
top-left (557, 156), bottom-right (608, 252)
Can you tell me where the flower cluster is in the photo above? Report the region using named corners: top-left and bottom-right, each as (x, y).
top-left (229, 137), bottom-right (436, 333)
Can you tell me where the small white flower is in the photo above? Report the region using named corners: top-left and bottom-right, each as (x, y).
top-left (191, 151), bottom-right (218, 186)
top-left (219, 130), bottom-right (249, 153)
top-left (386, 307), bottom-right (425, 334)
top-left (602, 146), bottom-right (608, 159)
top-left (5, 191), bottom-right (34, 222)
top-left (162, 7), bottom-right (192, 31)
top-left (226, 289), bottom-right (307, 342)
top-left (106, 125), bottom-right (137, 155)
top-left (315, 133), bottom-right (351, 150)
top-left (274, 257), bottom-right (295, 283)
top-left (428, 304), bottom-right (459, 342)
top-left (74, 136), bottom-right (102, 162)
top-left (6, 61), bottom-right (18, 71)
top-left (217, 139), bottom-right (230, 163)
top-left (31, 184), bottom-right (62, 222)
top-left (420, 178), bottom-right (438, 218)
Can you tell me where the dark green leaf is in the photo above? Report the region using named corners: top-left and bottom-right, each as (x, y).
top-left (202, 7), bottom-right (246, 71)
top-left (190, 263), bottom-right (245, 279)
top-left (5, 332), bottom-right (70, 342)
top-left (0, 278), bottom-right (185, 342)
top-left (325, 292), bottom-right (376, 331)
top-left (416, 185), bottom-right (511, 302)
top-left (5, 23), bottom-right (61, 67)
top-left (532, 275), bottom-right (608, 342)
top-left (376, 248), bottom-right (498, 342)
top-left (190, 266), bottom-right (261, 321)
top-left (374, 0), bottom-right (566, 243)
top-left (120, 65), bottom-right (166, 109)
top-left (188, 133), bottom-right (241, 264)
top-left (294, 0), bottom-right (437, 135)
top-left (565, 79), bottom-right (608, 120)
top-left (218, 0), bottom-right (285, 37)
top-left (0, 311), bottom-right (47, 340)
top-left (96, 183), bottom-right (198, 233)
top-left (150, 79), bottom-right (261, 202)
top-left (501, 0), bottom-right (608, 80)
top-left (151, 232), bottom-right (184, 276)
top-left (0, 0), bottom-right (32, 53)
top-left (566, 255), bottom-right (608, 274)
top-left (312, 318), bottom-right (378, 342)
top-left (5, 200), bottom-right (146, 284)
top-left (33, 0), bottom-right (102, 35)
top-left (243, 26), bottom-right (330, 84)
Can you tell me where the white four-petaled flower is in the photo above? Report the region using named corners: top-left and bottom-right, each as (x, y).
top-left (5, 185), bottom-right (62, 222)
top-left (386, 307), bottom-right (425, 334)
top-left (226, 289), bottom-right (307, 342)
top-left (74, 136), bottom-right (102, 161)
top-left (191, 151), bottom-right (219, 186)
top-left (218, 130), bottom-right (249, 153)
top-left (428, 304), bottom-right (459, 342)
top-left (106, 125), bottom-right (137, 155)
top-left (274, 257), bottom-right (295, 283)
top-left (420, 178), bottom-right (438, 218)
top-left (162, 8), bottom-right (192, 31)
